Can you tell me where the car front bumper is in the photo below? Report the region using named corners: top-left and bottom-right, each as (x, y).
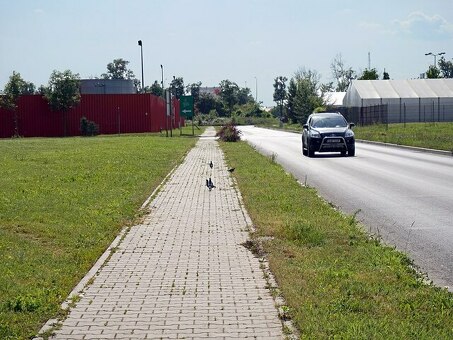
top-left (309, 136), bottom-right (355, 152)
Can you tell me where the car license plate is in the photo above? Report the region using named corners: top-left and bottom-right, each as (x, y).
top-left (326, 138), bottom-right (341, 143)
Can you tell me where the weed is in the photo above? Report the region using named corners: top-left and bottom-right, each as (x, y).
top-left (349, 209), bottom-right (362, 226)
top-left (279, 305), bottom-right (291, 321)
top-left (269, 152), bottom-right (278, 163)
top-left (68, 295), bottom-right (80, 308)
top-left (6, 294), bottom-right (40, 313)
top-left (288, 222), bottom-right (325, 247)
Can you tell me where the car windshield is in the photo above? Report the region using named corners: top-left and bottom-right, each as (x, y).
top-left (311, 115), bottom-right (347, 128)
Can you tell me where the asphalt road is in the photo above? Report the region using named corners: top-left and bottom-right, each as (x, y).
top-left (238, 126), bottom-right (453, 291)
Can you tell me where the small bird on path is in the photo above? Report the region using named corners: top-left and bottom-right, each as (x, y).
top-left (206, 177), bottom-right (215, 191)
top-left (227, 168), bottom-right (235, 173)
top-left (209, 161), bottom-right (213, 169)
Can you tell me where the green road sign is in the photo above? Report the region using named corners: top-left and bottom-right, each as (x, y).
top-left (180, 95), bottom-right (194, 119)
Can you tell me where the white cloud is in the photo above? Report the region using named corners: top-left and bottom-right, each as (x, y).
top-left (394, 11), bottom-right (453, 40)
top-left (33, 9), bottom-right (45, 15)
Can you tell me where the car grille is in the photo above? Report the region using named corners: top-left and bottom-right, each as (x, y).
top-left (319, 136), bottom-right (347, 151)
top-left (321, 133), bottom-right (344, 138)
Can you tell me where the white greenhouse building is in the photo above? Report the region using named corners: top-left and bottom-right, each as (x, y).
top-left (343, 79), bottom-right (453, 123)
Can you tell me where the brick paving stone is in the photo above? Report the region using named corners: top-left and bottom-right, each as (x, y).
top-left (49, 127), bottom-right (283, 339)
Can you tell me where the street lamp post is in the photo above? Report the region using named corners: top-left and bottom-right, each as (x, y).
top-left (160, 64), bottom-right (164, 91)
top-left (277, 78), bottom-right (284, 127)
top-left (425, 52), bottom-right (446, 66)
top-left (254, 76), bottom-right (258, 102)
top-left (138, 40), bottom-right (144, 92)
top-left (170, 76), bottom-right (176, 137)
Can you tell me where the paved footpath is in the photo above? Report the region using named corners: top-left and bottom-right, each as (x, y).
top-left (50, 127), bottom-right (284, 339)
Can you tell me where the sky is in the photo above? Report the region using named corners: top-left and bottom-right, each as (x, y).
top-left (1, 0), bottom-right (452, 106)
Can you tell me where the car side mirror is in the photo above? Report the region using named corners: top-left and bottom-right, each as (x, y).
top-left (303, 124), bottom-right (308, 130)
top-left (349, 123), bottom-right (355, 128)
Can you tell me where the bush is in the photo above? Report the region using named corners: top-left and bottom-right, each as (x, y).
top-left (80, 116), bottom-right (99, 136)
top-left (216, 123), bottom-right (241, 142)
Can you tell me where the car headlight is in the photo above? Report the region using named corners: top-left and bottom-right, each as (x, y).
top-left (310, 130), bottom-right (321, 138)
top-left (345, 129), bottom-right (354, 138)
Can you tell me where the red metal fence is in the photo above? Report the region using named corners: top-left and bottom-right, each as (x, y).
top-left (0, 94), bottom-right (181, 138)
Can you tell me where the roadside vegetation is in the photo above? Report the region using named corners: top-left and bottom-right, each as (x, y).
top-left (353, 122), bottom-right (453, 152)
top-left (221, 140), bottom-right (453, 339)
top-left (0, 127), bottom-right (202, 339)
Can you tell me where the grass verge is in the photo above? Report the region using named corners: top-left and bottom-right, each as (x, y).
top-left (354, 122), bottom-right (453, 152)
top-left (221, 140), bottom-right (453, 339)
top-left (0, 127), bottom-right (202, 339)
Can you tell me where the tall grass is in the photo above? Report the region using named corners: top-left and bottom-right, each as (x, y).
top-left (0, 130), bottom-right (200, 338)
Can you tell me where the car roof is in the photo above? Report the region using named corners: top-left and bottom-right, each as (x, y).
top-left (311, 112), bottom-right (342, 117)
top-left (309, 112), bottom-right (344, 119)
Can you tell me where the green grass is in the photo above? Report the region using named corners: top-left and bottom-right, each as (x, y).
top-left (354, 122), bottom-right (453, 152)
top-left (221, 141), bottom-right (453, 339)
top-left (0, 127), bottom-right (202, 339)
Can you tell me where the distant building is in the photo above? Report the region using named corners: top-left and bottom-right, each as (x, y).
top-left (80, 79), bottom-right (136, 94)
top-left (343, 79), bottom-right (453, 123)
top-left (323, 92), bottom-right (346, 108)
top-left (199, 86), bottom-right (221, 97)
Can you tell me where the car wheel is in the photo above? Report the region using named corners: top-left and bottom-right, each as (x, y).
top-left (308, 144), bottom-right (315, 158)
top-left (348, 147), bottom-right (355, 157)
top-left (302, 140), bottom-right (307, 156)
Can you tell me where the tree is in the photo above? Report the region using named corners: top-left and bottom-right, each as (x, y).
top-left (0, 71), bottom-right (35, 136)
top-left (383, 70), bottom-right (390, 80)
top-left (44, 70), bottom-right (81, 136)
top-left (438, 57), bottom-right (453, 78)
top-left (170, 77), bottom-right (185, 99)
top-left (101, 58), bottom-right (140, 91)
top-left (330, 54), bottom-right (356, 91)
top-left (358, 68), bottom-right (379, 80)
top-left (286, 79), bottom-right (297, 123)
top-left (219, 79), bottom-right (239, 115)
top-left (146, 81), bottom-right (163, 96)
top-left (235, 101), bottom-right (263, 118)
top-left (237, 87), bottom-right (254, 105)
top-left (186, 82), bottom-right (202, 101)
top-left (186, 81), bottom-right (202, 112)
top-left (426, 65), bottom-right (441, 79)
top-left (273, 76), bottom-right (287, 122)
top-left (102, 58), bottom-right (135, 80)
top-left (288, 68), bottom-right (324, 124)
top-left (197, 93), bottom-right (218, 115)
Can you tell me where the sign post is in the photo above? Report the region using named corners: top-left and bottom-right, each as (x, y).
top-left (165, 90), bottom-right (171, 137)
top-left (180, 95), bottom-right (194, 136)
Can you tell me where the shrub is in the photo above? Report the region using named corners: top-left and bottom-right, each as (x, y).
top-left (6, 294), bottom-right (40, 312)
top-left (80, 116), bottom-right (99, 136)
top-left (216, 122), bottom-right (241, 142)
